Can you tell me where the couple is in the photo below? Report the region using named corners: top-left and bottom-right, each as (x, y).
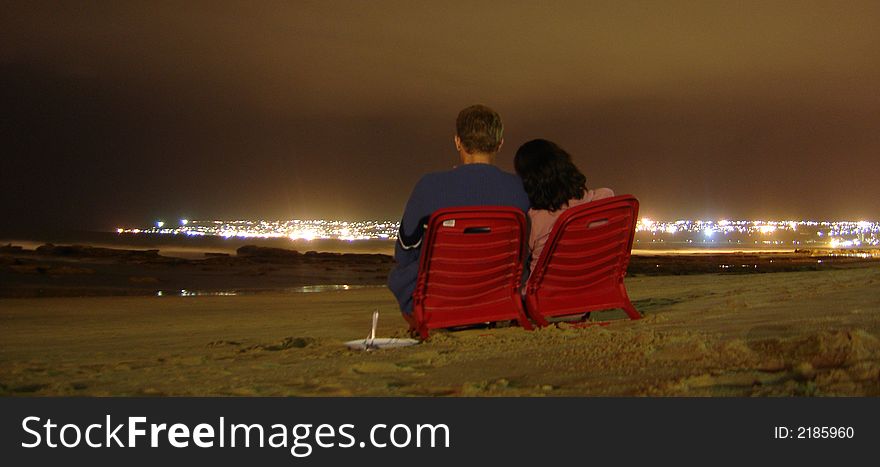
top-left (388, 104), bottom-right (614, 321)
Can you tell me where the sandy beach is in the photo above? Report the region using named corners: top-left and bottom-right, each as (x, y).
top-left (1, 243), bottom-right (878, 396)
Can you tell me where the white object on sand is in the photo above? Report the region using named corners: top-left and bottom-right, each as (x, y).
top-left (345, 337), bottom-right (419, 350)
top-left (344, 309), bottom-right (418, 350)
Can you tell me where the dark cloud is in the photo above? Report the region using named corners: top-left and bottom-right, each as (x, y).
top-left (2, 1), bottom-right (879, 230)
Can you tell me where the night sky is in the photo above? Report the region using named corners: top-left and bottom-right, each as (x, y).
top-left (3, 1), bottom-right (879, 231)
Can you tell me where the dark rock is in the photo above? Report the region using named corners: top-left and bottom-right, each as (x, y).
top-left (236, 245), bottom-right (301, 258)
top-left (34, 244), bottom-right (162, 260)
top-left (35, 243), bottom-right (163, 262)
top-left (0, 244), bottom-right (23, 254)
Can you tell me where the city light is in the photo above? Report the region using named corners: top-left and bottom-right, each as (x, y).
top-left (119, 219), bottom-right (400, 241)
top-left (113, 217), bottom-right (880, 249)
top-left (633, 218), bottom-right (880, 248)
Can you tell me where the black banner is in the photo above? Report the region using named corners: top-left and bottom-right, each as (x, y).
top-left (1, 398), bottom-right (876, 465)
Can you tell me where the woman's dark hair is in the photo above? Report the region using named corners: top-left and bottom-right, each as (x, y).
top-left (514, 139), bottom-right (587, 211)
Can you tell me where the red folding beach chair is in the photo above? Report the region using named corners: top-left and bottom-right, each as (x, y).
top-left (524, 195), bottom-right (641, 326)
top-left (411, 206), bottom-right (533, 339)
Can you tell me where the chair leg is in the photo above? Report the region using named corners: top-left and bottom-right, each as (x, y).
top-left (531, 314), bottom-right (550, 327)
top-left (402, 311), bottom-right (418, 329)
top-left (419, 325), bottom-right (429, 340)
top-left (619, 282), bottom-right (641, 320)
top-left (622, 301), bottom-right (641, 320)
top-left (403, 311), bottom-right (430, 340)
top-left (524, 296), bottom-right (550, 327)
top-left (516, 314), bottom-right (534, 331)
top-left (513, 300), bottom-right (534, 330)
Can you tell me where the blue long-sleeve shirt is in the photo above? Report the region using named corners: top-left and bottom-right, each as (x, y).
top-left (387, 163), bottom-right (530, 313)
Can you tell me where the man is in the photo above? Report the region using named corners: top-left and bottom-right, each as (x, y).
top-left (387, 104), bottom-right (530, 321)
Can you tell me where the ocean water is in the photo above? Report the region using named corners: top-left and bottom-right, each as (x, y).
top-left (155, 285), bottom-right (383, 296)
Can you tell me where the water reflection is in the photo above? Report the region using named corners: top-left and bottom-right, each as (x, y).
top-left (155, 284), bottom-right (379, 297)
top-left (291, 284), bottom-right (358, 293)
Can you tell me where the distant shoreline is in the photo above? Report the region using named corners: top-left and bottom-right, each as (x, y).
top-left (0, 232), bottom-right (397, 258)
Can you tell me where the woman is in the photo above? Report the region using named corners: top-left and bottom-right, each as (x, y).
top-left (514, 139), bottom-right (614, 276)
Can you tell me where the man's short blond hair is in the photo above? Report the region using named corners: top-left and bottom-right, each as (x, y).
top-left (455, 104), bottom-right (503, 154)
